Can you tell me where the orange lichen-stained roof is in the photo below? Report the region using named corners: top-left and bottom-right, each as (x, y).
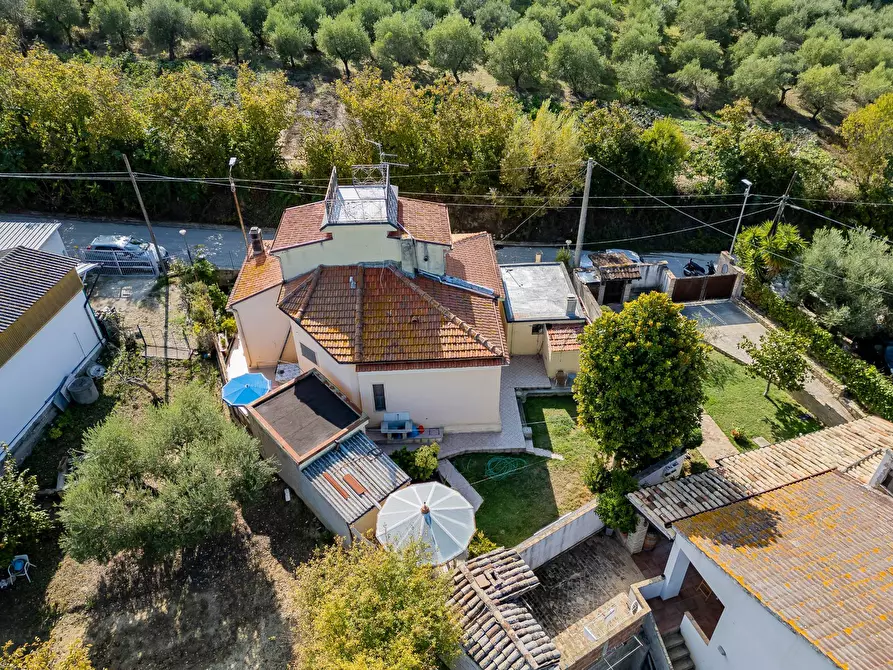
top-left (271, 201), bottom-right (331, 252)
top-left (546, 323), bottom-right (584, 352)
top-left (398, 197), bottom-right (452, 246)
top-left (227, 242), bottom-right (283, 307)
top-left (278, 264), bottom-right (507, 368)
top-left (446, 232), bottom-right (503, 298)
top-left (676, 471), bottom-right (893, 670)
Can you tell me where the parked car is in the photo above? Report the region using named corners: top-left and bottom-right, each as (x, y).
top-left (84, 235), bottom-right (170, 263)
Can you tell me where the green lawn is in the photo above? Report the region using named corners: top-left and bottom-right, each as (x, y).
top-left (704, 351), bottom-right (822, 450)
top-left (452, 396), bottom-right (595, 547)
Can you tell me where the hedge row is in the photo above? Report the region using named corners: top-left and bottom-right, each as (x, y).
top-left (743, 278), bottom-right (893, 421)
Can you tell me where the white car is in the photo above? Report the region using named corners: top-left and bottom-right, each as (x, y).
top-left (84, 235), bottom-right (170, 262)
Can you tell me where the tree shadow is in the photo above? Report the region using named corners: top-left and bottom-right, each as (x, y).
top-left (767, 396), bottom-right (820, 441)
top-left (704, 501), bottom-right (783, 549)
top-left (84, 521), bottom-right (296, 669)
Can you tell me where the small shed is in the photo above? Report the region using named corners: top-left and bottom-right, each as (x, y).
top-left (588, 252), bottom-right (642, 305)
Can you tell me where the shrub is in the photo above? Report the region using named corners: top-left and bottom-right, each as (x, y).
top-left (467, 530), bottom-right (498, 558)
top-left (390, 443), bottom-right (440, 481)
top-left (0, 638), bottom-right (96, 669)
top-left (582, 457), bottom-right (611, 493)
top-left (594, 469), bottom-right (639, 534)
top-left (0, 457), bottom-right (52, 565)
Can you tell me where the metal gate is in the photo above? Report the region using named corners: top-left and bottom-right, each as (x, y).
top-left (672, 277), bottom-right (706, 302)
top-left (672, 274), bottom-right (737, 302)
top-left (79, 249), bottom-right (160, 276)
top-left (703, 274), bottom-right (736, 300)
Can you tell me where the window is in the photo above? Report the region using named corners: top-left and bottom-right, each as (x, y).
top-left (372, 384), bottom-right (386, 412)
top-left (531, 324), bottom-right (543, 334)
top-left (300, 343), bottom-right (317, 365)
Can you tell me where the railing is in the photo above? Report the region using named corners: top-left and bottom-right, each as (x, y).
top-left (79, 248), bottom-right (159, 276)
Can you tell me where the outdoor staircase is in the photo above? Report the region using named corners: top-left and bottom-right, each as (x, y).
top-left (662, 628), bottom-right (695, 670)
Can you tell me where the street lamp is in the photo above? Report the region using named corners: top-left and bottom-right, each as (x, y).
top-left (228, 156), bottom-right (249, 254)
top-left (729, 178), bottom-right (753, 257)
top-left (179, 229), bottom-right (193, 265)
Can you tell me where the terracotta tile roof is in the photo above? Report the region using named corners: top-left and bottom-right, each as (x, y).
top-left (446, 232), bottom-right (503, 298)
top-left (841, 448), bottom-right (887, 484)
top-left (546, 323), bottom-right (584, 352)
top-left (227, 242), bottom-right (283, 307)
top-left (398, 197), bottom-right (452, 246)
top-left (628, 416), bottom-right (893, 531)
top-left (590, 252), bottom-right (641, 281)
top-left (278, 264), bottom-right (507, 368)
top-left (449, 547), bottom-right (560, 670)
top-left (270, 201), bottom-right (330, 252)
top-left (676, 471), bottom-right (893, 670)
top-left (356, 358), bottom-right (505, 372)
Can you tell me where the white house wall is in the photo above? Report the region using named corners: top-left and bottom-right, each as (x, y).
top-left (1, 291), bottom-right (101, 448)
top-left (231, 287), bottom-right (296, 368)
top-left (276, 225), bottom-right (403, 281)
top-left (290, 322), bottom-right (360, 404)
top-left (544, 348), bottom-right (580, 378)
top-left (357, 365), bottom-right (502, 432)
top-left (507, 322), bottom-right (543, 356)
top-left (41, 230), bottom-right (68, 256)
top-left (674, 533), bottom-right (836, 670)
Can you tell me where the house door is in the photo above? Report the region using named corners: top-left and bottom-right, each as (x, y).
top-left (602, 281), bottom-right (624, 303)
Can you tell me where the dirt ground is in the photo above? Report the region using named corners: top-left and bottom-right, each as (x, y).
top-left (2, 485), bottom-right (329, 669)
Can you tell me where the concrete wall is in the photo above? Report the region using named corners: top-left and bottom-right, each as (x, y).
top-left (231, 286), bottom-right (296, 368)
top-left (543, 346), bottom-right (580, 378)
top-left (42, 230), bottom-right (68, 256)
top-left (2, 290), bottom-right (102, 451)
top-left (357, 365), bottom-right (502, 432)
top-left (672, 533), bottom-right (837, 670)
top-left (247, 412), bottom-right (351, 539)
top-left (413, 240), bottom-right (448, 275)
top-left (631, 262), bottom-right (669, 292)
top-left (506, 321), bottom-right (543, 355)
top-left (514, 498), bottom-right (604, 570)
top-left (276, 225), bottom-right (403, 280)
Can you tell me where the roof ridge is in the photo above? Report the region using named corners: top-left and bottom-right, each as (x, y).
top-left (294, 267), bottom-right (322, 321)
top-left (354, 268), bottom-right (364, 362)
top-left (389, 267), bottom-right (503, 357)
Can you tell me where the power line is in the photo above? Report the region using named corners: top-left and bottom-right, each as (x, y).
top-left (792, 197), bottom-right (893, 207)
top-left (498, 166), bottom-right (587, 241)
top-left (768, 249), bottom-right (893, 297)
top-left (788, 203), bottom-right (893, 243)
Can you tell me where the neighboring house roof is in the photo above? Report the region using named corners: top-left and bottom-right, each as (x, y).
top-left (500, 263), bottom-right (585, 322)
top-left (590, 252), bottom-right (641, 281)
top-left (0, 246), bottom-right (78, 332)
top-left (302, 431), bottom-right (410, 524)
top-left (675, 470), bottom-right (893, 670)
top-left (841, 448), bottom-right (887, 484)
top-left (546, 323), bottom-right (584, 352)
top-left (0, 220), bottom-right (60, 251)
top-left (446, 232), bottom-right (503, 298)
top-left (226, 242), bottom-right (282, 307)
top-left (278, 264), bottom-right (507, 369)
top-left (628, 416), bottom-right (893, 532)
top-left (270, 197), bottom-right (452, 252)
top-left (248, 370), bottom-right (364, 464)
top-left (449, 547), bottom-right (560, 670)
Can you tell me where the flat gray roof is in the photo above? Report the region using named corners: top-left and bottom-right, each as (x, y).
top-left (0, 220), bottom-right (60, 251)
top-left (499, 263), bottom-right (584, 322)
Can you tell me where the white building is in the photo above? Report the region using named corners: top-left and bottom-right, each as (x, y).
top-left (627, 418), bottom-right (893, 670)
top-left (0, 246), bottom-right (103, 458)
top-left (0, 219), bottom-right (67, 256)
top-left (227, 165), bottom-right (509, 433)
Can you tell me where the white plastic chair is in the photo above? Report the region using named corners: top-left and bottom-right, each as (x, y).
top-left (8, 555), bottom-right (34, 584)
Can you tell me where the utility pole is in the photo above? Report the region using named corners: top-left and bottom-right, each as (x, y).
top-left (769, 172), bottom-right (797, 237)
top-left (228, 157), bottom-right (250, 254)
top-left (729, 178), bottom-right (753, 256)
top-left (574, 158), bottom-right (594, 268)
top-left (123, 154), bottom-right (165, 275)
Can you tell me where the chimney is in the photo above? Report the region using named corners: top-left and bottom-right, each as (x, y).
top-left (349, 276), bottom-right (357, 290)
top-left (535, 252), bottom-right (542, 263)
top-left (566, 294), bottom-right (578, 317)
top-left (248, 226), bottom-right (264, 257)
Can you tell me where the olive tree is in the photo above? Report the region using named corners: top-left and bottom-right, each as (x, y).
top-left (670, 60), bottom-right (720, 110)
top-left (615, 51), bottom-right (657, 101)
top-left (739, 329), bottom-right (810, 397)
top-left (427, 13), bottom-right (483, 82)
top-left (271, 21), bottom-right (311, 67)
top-left (316, 12), bottom-right (371, 77)
top-left (796, 64), bottom-right (847, 120)
top-left (89, 0), bottom-right (133, 49)
top-left (486, 19), bottom-right (548, 89)
top-left (547, 31), bottom-right (606, 96)
top-left (373, 11), bottom-right (426, 66)
top-left (142, 0), bottom-right (193, 60)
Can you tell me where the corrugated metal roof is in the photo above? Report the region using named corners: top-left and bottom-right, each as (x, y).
top-left (0, 246), bottom-right (78, 332)
top-left (302, 432), bottom-right (410, 524)
top-left (0, 220), bottom-right (60, 251)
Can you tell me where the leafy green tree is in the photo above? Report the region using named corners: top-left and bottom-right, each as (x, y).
top-left (797, 34), bottom-right (844, 68)
top-left (0, 638), bottom-right (96, 670)
top-left (373, 11), bottom-right (426, 65)
top-left (729, 55), bottom-right (791, 109)
top-left (796, 63), bottom-right (847, 120)
top-left (143, 0), bottom-right (193, 60)
top-left (271, 21), bottom-right (311, 66)
top-left (670, 34), bottom-right (724, 71)
top-left (729, 32), bottom-right (785, 64)
top-left (676, 0), bottom-right (737, 43)
top-left (0, 0), bottom-right (34, 37)
top-left (748, 0), bottom-right (793, 35)
top-left (89, 0), bottom-right (133, 49)
top-left (842, 93), bottom-right (893, 195)
top-left (204, 10), bottom-right (251, 62)
top-left (733, 220), bottom-right (806, 281)
top-left (524, 2), bottom-right (559, 41)
top-left (639, 118), bottom-right (688, 192)
top-left (426, 13), bottom-right (483, 82)
top-left (854, 64), bottom-right (893, 106)
top-left (33, 0), bottom-right (81, 46)
top-left (0, 457), bottom-right (52, 565)
top-left (792, 226), bottom-right (893, 339)
top-left (416, 0), bottom-right (452, 20)
top-left (574, 292), bottom-right (710, 469)
top-left (485, 19), bottom-right (547, 88)
top-left (293, 541), bottom-right (462, 670)
top-left (547, 31), bottom-right (605, 96)
top-left (265, 0), bottom-right (325, 34)
top-left (614, 51), bottom-right (657, 101)
top-left (316, 12), bottom-right (371, 77)
top-left (842, 37), bottom-right (893, 75)
top-left (587, 465), bottom-right (639, 534)
top-left (345, 0), bottom-right (392, 37)
top-left (611, 16), bottom-right (661, 61)
top-left (234, 0), bottom-right (269, 47)
top-left (455, 0), bottom-right (483, 19)
top-left (474, 0), bottom-right (517, 37)
top-left (739, 329), bottom-right (810, 397)
top-left (775, 11), bottom-right (806, 44)
top-left (670, 60), bottom-right (720, 110)
top-left (59, 383), bottom-right (274, 562)
top-left (390, 443), bottom-right (440, 480)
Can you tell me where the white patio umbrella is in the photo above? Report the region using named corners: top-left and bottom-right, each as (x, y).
top-left (376, 482), bottom-right (476, 565)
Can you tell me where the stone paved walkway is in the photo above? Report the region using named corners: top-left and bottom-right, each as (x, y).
top-left (698, 414), bottom-right (738, 467)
